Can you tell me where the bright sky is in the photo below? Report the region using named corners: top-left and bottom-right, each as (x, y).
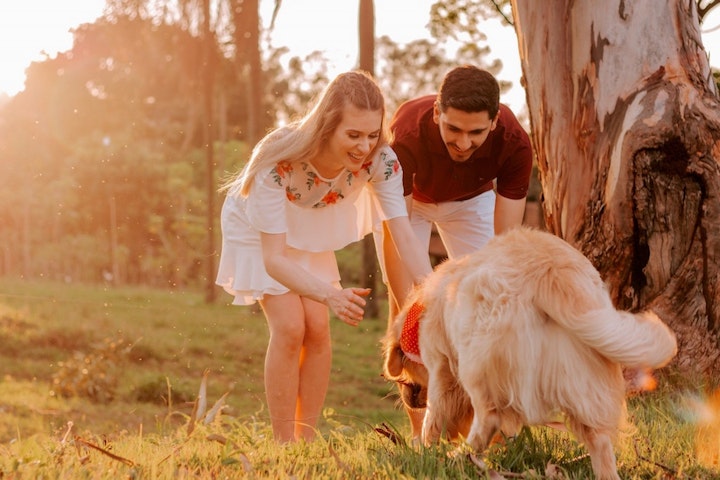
top-left (262, 0), bottom-right (526, 111)
top-left (0, 2), bottom-right (106, 96)
top-left (0, 0), bottom-right (719, 115)
top-left (0, 0), bottom-right (524, 111)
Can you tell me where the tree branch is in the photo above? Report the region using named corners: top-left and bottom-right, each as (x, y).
top-left (490, 0), bottom-right (514, 26)
top-left (698, 0), bottom-right (720, 22)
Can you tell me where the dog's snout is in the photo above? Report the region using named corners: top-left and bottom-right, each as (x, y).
top-left (399, 381), bottom-right (427, 409)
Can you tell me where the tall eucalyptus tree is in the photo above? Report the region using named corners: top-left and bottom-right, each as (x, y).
top-left (510, 0), bottom-right (720, 374)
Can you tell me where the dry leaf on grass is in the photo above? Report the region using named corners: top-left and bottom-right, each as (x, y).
top-left (204, 392), bottom-right (228, 424)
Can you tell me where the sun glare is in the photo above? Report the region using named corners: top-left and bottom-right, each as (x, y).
top-left (680, 389), bottom-right (720, 467)
top-left (0, 1), bottom-right (105, 96)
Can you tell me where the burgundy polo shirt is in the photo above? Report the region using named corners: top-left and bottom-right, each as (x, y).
top-left (389, 95), bottom-right (533, 203)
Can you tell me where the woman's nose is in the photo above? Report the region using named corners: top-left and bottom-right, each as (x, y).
top-left (357, 138), bottom-right (371, 153)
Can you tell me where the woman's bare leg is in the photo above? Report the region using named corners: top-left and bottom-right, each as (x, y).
top-left (294, 297), bottom-right (332, 441)
top-left (260, 293), bottom-right (306, 443)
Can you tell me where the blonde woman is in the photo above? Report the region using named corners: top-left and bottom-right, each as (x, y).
top-left (216, 71), bottom-right (432, 443)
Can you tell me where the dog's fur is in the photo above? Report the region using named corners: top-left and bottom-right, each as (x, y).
top-left (382, 227), bottom-right (677, 480)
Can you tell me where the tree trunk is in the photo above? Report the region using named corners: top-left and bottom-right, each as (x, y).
top-left (358, 0), bottom-right (379, 317)
top-left (202, 0), bottom-right (217, 303)
top-left (512, 0), bottom-right (720, 374)
top-left (233, 0), bottom-right (264, 146)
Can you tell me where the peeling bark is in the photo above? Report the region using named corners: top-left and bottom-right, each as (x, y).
top-left (512, 0), bottom-right (720, 374)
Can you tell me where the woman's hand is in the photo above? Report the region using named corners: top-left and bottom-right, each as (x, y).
top-left (327, 287), bottom-right (371, 326)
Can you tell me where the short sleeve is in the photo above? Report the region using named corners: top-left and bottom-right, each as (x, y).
top-left (495, 129), bottom-right (533, 200)
top-left (366, 145), bottom-right (408, 220)
top-left (243, 167), bottom-right (287, 234)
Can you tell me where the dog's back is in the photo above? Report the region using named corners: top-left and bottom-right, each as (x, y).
top-left (443, 227), bottom-right (677, 369)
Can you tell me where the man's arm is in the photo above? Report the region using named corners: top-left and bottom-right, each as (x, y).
top-left (494, 194), bottom-right (527, 235)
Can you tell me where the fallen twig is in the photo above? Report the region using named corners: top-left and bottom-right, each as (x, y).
top-left (74, 436), bottom-right (135, 467)
top-left (633, 438), bottom-right (678, 475)
top-left (373, 422), bottom-right (402, 445)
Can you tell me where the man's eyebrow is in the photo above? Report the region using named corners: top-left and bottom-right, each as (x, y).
top-left (470, 126), bottom-right (489, 133)
top-left (447, 123), bottom-right (490, 134)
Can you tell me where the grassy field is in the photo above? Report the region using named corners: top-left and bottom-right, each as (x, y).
top-left (1, 276), bottom-right (719, 478)
top-left (0, 273), bottom-right (404, 437)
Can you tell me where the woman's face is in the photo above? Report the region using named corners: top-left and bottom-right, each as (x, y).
top-left (326, 104), bottom-right (382, 172)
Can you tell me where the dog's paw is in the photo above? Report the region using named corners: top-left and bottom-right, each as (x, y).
top-left (467, 452), bottom-right (487, 468)
top-left (409, 434), bottom-right (423, 449)
top-left (446, 442), bottom-right (474, 459)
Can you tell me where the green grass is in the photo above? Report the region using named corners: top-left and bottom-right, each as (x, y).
top-left (1, 277), bottom-right (719, 478)
top-left (0, 276), bottom-right (403, 438)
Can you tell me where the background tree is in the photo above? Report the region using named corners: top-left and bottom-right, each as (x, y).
top-left (0, 0), bottom-right (517, 298)
top-left (0, 12), bottom-right (223, 285)
top-left (429, 0), bottom-right (513, 40)
top-left (202, 0), bottom-right (218, 301)
top-left (232, 0), bottom-right (266, 146)
top-left (374, 35), bottom-right (509, 115)
top-left (358, 0), bottom-right (379, 317)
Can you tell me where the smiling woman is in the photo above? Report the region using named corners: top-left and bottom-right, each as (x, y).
top-left (214, 70), bottom-right (434, 443)
top-left (0, 1), bottom-right (105, 96)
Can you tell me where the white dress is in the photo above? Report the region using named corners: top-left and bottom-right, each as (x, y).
top-left (216, 145), bottom-right (407, 305)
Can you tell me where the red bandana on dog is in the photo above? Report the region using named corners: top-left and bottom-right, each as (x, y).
top-left (400, 302), bottom-right (425, 364)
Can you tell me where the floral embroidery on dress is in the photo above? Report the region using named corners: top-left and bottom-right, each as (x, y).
top-left (269, 157), bottom-right (384, 209)
top-left (346, 159), bottom-right (373, 185)
top-left (305, 171), bottom-right (326, 190)
top-left (297, 162), bottom-right (329, 191)
top-left (314, 190), bottom-right (344, 208)
top-left (285, 187), bottom-right (300, 202)
top-left (271, 161), bottom-right (293, 186)
top-left (362, 158), bottom-right (373, 174)
top-left (380, 151), bottom-right (399, 180)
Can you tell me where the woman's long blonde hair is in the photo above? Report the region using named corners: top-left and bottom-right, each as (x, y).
top-left (225, 70), bottom-right (389, 197)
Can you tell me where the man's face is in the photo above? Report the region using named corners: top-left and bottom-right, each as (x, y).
top-left (433, 104), bottom-right (498, 163)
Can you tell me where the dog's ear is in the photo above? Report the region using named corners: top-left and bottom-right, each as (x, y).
top-left (383, 342), bottom-right (405, 379)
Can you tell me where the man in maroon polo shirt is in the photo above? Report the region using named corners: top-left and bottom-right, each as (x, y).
top-left (378, 65), bottom-right (533, 439)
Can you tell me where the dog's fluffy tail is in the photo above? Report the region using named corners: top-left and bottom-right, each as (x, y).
top-left (562, 308), bottom-right (676, 369)
top-left (535, 261), bottom-right (677, 369)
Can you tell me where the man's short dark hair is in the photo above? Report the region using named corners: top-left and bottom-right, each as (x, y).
top-left (437, 65), bottom-right (500, 118)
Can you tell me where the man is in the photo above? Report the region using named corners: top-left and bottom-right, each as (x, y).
top-left (379, 65), bottom-right (533, 438)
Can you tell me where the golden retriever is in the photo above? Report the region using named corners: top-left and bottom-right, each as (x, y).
top-left (382, 227), bottom-right (677, 480)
